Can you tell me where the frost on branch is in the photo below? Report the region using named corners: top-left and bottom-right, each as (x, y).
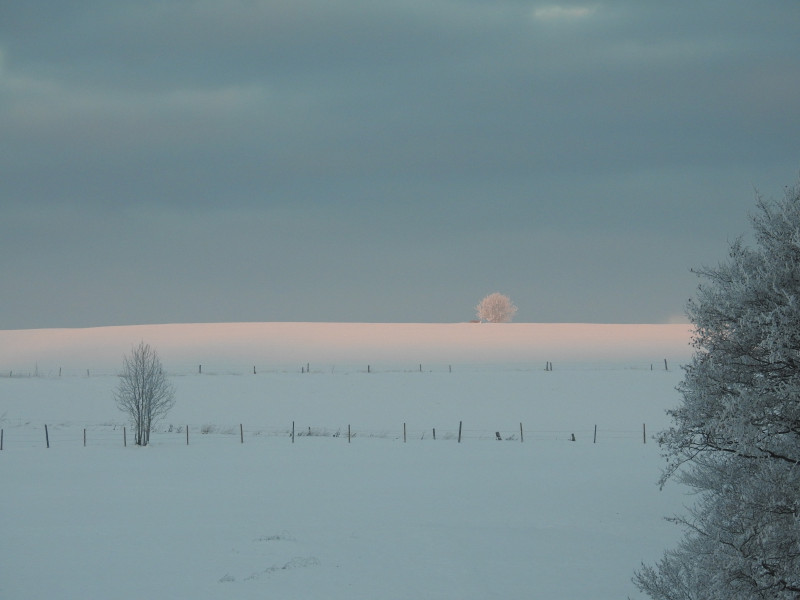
top-left (475, 292), bottom-right (518, 323)
top-left (634, 180), bottom-right (800, 599)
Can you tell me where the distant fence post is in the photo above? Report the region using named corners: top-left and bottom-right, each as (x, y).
top-left (1, 428), bottom-right (3, 451)
top-left (45, 424), bottom-right (50, 448)
top-left (84, 428), bottom-right (87, 447)
top-left (240, 424), bottom-right (244, 444)
top-left (186, 426), bottom-right (189, 445)
top-left (433, 427), bottom-right (436, 440)
top-left (292, 421), bottom-right (295, 443)
top-left (458, 421), bottom-right (462, 443)
top-left (594, 425), bottom-right (597, 444)
top-left (403, 422), bottom-right (407, 443)
top-left (348, 424), bottom-right (351, 443)
top-left (643, 423), bottom-right (646, 444)
top-left (123, 427), bottom-right (127, 447)
top-left (520, 422), bottom-right (524, 443)
top-left (664, 359), bottom-right (668, 371)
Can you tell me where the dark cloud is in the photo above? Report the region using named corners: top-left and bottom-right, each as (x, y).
top-left (1, 1), bottom-right (799, 328)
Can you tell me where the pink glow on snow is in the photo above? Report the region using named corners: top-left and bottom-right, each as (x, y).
top-left (0, 322), bottom-right (693, 373)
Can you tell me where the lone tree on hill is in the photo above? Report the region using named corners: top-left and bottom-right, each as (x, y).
top-left (633, 180), bottom-right (800, 599)
top-left (475, 292), bottom-right (518, 323)
top-left (115, 341), bottom-right (175, 446)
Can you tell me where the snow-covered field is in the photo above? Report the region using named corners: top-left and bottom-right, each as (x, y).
top-left (1, 322), bottom-right (693, 599)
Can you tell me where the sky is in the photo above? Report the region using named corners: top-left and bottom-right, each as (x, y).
top-left (1, 1), bottom-right (799, 329)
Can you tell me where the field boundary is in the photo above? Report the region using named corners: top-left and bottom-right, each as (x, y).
top-left (0, 420), bottom-right (654, 451)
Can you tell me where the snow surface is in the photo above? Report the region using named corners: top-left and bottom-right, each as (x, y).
top-left (0, 323), bottom-right (693, 599)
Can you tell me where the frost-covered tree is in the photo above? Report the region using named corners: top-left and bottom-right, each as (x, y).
top-left (475, 292), bottom-right (518, 323)
top-left (634, 182), bottom-right (800, 599)
top-left (115, 341), bottom-right (175, 446)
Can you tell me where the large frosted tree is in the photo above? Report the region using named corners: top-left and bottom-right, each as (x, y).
top-left (115, 341), bottom-right (175, 446)
top-left (634, 182), bottom-right (800, 599)
top-left (475, 292), bottom-right (518, 323)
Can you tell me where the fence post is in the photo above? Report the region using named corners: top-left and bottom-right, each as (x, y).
top-left (124, 427), bottom-right (127, 447)
top-left (594, 424), bottom-right (597, 444)
top-left (520, 422), bottom-right (524, 443)
top-left (84, 428), bottom-right (87, 447)
top-left (664, 359), bottom-right (668, 371)
top-left (1, 428), bottom-right (3, 451)
top-left (458, 421), bottom-right (462, 443)
top-left (292, 421), bottom-right (295, 443)
top-left (45, 424), bottom-right (50, 448)
top-left (186, 425), bottom-right (189, 445)
top-left (240, 424), bottom-right (244, 444)
top-left (403, 422), bottom-right (406, 443)
top-left (348, 424), bottom-right (351, 443)
top-left (433, 427), bottom-right (436, 440)
top-left (643, 423), bottom-right (646, 444)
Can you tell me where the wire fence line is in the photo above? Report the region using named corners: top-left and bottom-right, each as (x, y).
top-left (0, 358), bottom-right (677, 379)
top-left (0, 421), bottom-right (652, 451)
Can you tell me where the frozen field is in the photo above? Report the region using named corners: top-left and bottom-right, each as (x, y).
top-left (1, 323), bottom-right (692, 599)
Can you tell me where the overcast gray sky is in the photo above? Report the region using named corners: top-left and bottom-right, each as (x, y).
top-left (2, 1), bottom-right (799, 329)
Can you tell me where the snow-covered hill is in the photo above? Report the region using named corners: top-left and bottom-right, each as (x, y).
top-left (0, 322), bottom-right (693, 599)
top-left (0, 321), bottom-right (692, 374)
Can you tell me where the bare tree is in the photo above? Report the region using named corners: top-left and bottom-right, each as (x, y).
top-left (115, 341), bottom-right (175, 446)
top-left (475, 292), bottom-right (518, 323)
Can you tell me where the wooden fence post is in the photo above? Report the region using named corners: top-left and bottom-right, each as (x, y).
top-left (1, 428), bottom-right (3, 451)
top-left (240, 424), bottom-right (244, 444)
top-left (664, 359), bottom-right (668, 371)
top-left (348, 424), bottom-right (351, 443)
top-left (186, 425), bottom-right (189, 445)
top-left (433, 427), bottom-right (436, 440)
top-left (45, 424), bottom-right (50, 448)
top-left (643, 423), bottom-right (646, 444)
top-left (594, 424), bottom-right (597, 444)
top-left (292, 421), bottom-right (295, 443)
top-left (84, 428), bottom-right (87, 447)
top-left (403, 422), bottom-right (407, 443)
top-left (458, 421), bottom-right (462, 443)
top-left (520, 422), bottom-right (524, 443)
top-left (123, 427), bottom-right (126, 447)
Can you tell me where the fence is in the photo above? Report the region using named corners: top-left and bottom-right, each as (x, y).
top-left (0, 421), bottom-right (652, 451)
top-left (0, 357), bottom-right (676, 379)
